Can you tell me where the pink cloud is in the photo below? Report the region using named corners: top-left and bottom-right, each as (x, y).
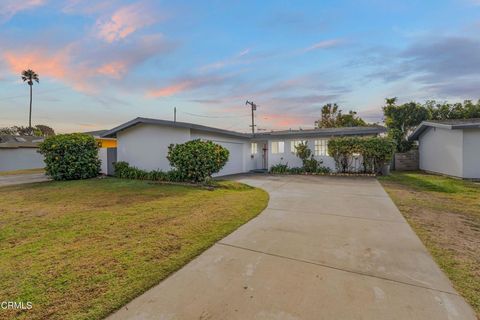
top-left (96, 3), bottom-right (158, 42)
top-left (96, 61), bottom-right (127, 79)
top-left (0, 0), bottom-right (46, 22)
top-left (148, 81), bottom-right (192, 97)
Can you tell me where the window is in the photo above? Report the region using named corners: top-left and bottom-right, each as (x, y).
top-left (315, 139), bottom-right (329, 156)
top-left (291, 140), bottom-right (307, 153)
top-left (271, 141), bottom-right (284, 154)
top-left (251, 142), bottom-right (258, 155)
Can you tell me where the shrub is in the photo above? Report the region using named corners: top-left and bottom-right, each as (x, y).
top-left (167, 139), bottom-right (229, 182)
top-left (294, 142), bottom-right (319, 173)
top-left (328, 136), bottom-right (395, 174)
top-left (270, 163), bottom-right (289, 174)
top-left (38, 133), bottom-right (100, 180)
top-left (114, 161), bottom-right (175, 181)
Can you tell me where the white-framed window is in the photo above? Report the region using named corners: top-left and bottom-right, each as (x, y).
top-left (315, 139), bottom-right (329, 156)
top-left (251, 142), bottom-right (258, 155)
top-left (271, 141), bottom-right (284, 154)
top-left (291, 140), bottom-right (307, 153)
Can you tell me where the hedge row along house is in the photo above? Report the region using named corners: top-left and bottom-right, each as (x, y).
top-left (101, 117), bottom-right (386, 176)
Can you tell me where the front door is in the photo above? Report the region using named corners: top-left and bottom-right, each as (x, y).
top-left (262, 143), bottom-right (268, 169)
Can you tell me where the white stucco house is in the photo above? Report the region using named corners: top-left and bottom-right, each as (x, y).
top-left (409, 119), bottom-right (480, 179)
top-left (0, 135), bottom-right (45, 172)
top-left (102, 117), bottom-right (386, 176)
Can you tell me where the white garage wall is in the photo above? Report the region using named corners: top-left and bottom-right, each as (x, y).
top-left (0, 148), bottom-right (44, 171)
top-left (462, 128), bottom-right (480, 179)
top-left (117, 124), bottom-right (190, 171)
top-left (419, 127), bottom-right (463, 178)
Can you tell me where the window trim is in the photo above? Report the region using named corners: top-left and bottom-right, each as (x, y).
top-left (251, 142), bottom-right (258, 155)
top-left (291, 140), bottom-right (307, 153)
top-left (271, 141), bottom-right (285, 154)
top-left (314, 139), bottom-right (329, 156)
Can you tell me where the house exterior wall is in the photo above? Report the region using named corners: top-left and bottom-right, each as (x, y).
top-left (418, 127), bottom-right (463, 178)
top-left (264, 138), bottom-right (354, 172)
top-left (462, 128), bottom-right (480, 179)
top-left (0, 148), bottom-right (44, 171)
top-left (117, 124), bottom-right (190, 171)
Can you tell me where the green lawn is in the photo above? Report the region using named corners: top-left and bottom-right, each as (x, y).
top-left (0, 168), bottom-right (44, 176)
top-left (379, 172), bottom-right (480, 317)
top-left (0, 178), bottom-right (268, 320)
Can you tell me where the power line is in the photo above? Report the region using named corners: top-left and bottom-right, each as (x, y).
top-left (0, 87), bottom-right (70, 101)
top-left (181, 111), bottom-right (250, 118)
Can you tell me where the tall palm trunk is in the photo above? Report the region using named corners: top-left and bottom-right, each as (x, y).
top-left (29, 84), bottom-right (32, 129)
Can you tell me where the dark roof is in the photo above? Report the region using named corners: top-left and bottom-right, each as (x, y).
top-left (0, 135), bottom-right (44, 148)
top-left (102, 117), bottom-right (387, 140)
top-left (84, 130), bottom-right (109, 137)
top-left (102, 117), bottom-right (251, 139)
top-left (253, 126), bottom-right (386, 139)
top-left (409, 118), bottom-right (480, 141)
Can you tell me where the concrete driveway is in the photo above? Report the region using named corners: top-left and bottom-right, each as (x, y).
top-left (0, 173), bottom-right (49, 187)
top-left (107, 175), bottom-right (476, 320)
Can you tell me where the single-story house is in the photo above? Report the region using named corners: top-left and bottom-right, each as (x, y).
top-left (102, 117), bottom-right (386, 176)
top-left (409, 119), bottom-right (480, 179)
top-left (0, 135), bottom-right (45, 171)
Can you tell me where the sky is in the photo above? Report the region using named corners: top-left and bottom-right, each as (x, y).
top-left (0, 0), bottom-right (479, 133)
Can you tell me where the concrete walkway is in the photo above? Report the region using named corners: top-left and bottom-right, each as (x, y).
top-left (0, 173), bottom-right (50, 187)
top-left (107, 175), bottom-right (476, 320)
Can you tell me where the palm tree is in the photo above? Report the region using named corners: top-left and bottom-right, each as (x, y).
top-left (21, 69), bottom-right (39, 129)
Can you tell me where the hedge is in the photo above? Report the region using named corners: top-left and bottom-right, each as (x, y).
top-left (38, 133), bottom-right (100, 180)
top-left (114, 161), bottom-right (183, 182)
top-left (328, 136), bottom-right (395, 174)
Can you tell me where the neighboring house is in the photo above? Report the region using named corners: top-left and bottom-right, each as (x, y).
top-left (102, 117), bottom-right (386, 176)
top-left (409, 119), bottom-right (480, 179)
top-left (84, 130), bottom-right (117, 148)
top-left (0, 135), bottom-right (45, 171)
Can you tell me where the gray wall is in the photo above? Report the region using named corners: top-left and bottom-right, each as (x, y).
top-left (117, 124), bottom-right (191, 171)
top-left (0, 148), bottom-right (44, 171)
top-left (418, 127), bottom-right (463, 177)
top-left (462, 128), bottom-right (480, 179)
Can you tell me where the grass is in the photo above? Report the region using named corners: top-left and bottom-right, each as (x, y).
top-left (0, 168), bottom-right (44, 176)
top-left (379, 172), bottom-right (480, 317)
top-left (0, 178), bottom-right (269, 320)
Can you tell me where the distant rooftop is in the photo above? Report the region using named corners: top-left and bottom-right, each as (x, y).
top-left (409, 118), bottom-right (480, 141)
top-left (102, 117), bottom-right (386, 139)
top-left (0, 135), bottom-right (44, 148)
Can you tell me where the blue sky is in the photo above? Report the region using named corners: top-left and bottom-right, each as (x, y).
top-left (0, 0), bottom-right (479, 133)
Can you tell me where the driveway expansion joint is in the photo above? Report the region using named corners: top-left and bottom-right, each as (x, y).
top-left (216, 242), bottom-right (459, 297)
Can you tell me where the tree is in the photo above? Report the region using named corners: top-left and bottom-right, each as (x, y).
top-left (425, 100), bottom-right (480, 120)
top-left (0, 125), bottom-right (55, 136)
top-left (383, 97), bottom-right (429, 152)
top-left (316, 103), bottom-right (367, 128)
top-left (21, 69), bottom-right (39, 129)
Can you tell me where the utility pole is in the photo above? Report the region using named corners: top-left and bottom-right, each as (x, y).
top-left (245, 100), bottom-right (257, 135)
top-left (174, 107), bottom-right (177, 123)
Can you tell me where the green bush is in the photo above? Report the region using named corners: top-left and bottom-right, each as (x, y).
top-left (114, 161), bottom-right (182, 182)
top-left (270, 163), bottom-right (289, 174)
top-left (328, 136), bottom-right (395, 174)
top-left (38, 133), bottom-right (100, 180)
top-left (167, 139), bottom-right (229, 182)
top-left (294, 142), bottom-right (319, 173)
top-left (270, 164), bottom-right (331, 175)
